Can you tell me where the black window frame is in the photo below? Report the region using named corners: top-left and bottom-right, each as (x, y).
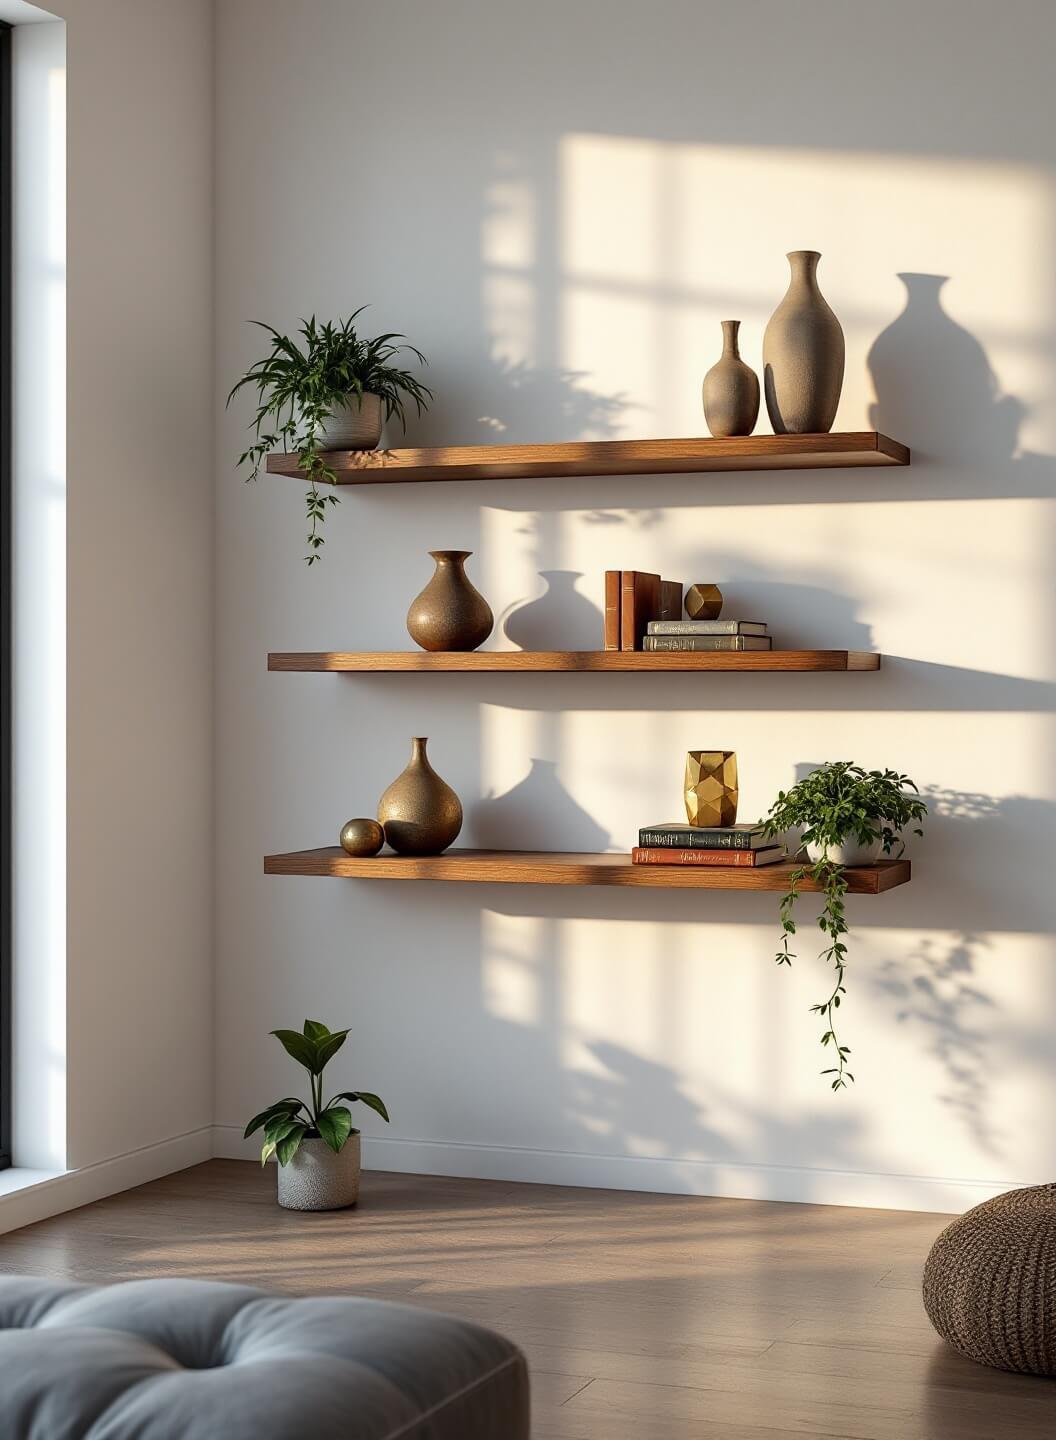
top-left (0, 18), bottom-right (12, 1172)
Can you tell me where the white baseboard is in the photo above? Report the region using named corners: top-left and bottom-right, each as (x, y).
top-left (211, 1126), bottom-right (1018, 1215)
top-left (0, 1127), bottom-right (213, 1236)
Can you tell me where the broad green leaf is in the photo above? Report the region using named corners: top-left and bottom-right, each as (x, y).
top-left (271, 1028), bottom-right (317, 1071)
top-left (243, 1097), bottom-right (305, 1138)
top-left (316, 1106), bottom-right (353, 1154)
top-left (276, 1124), bottom-right (308, 1167)
top-left (312, 1029), bottom-right (349, 1073)
top-left (330, 1090), bottom-right (390, 1123)
top-left (264, 1115), bottom-right (304, 1147)
top-left (303, 1019), bottom-right (330, 1042)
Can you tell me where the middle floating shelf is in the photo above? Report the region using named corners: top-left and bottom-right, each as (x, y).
top-left (268, 650), bottom-right (881, 673)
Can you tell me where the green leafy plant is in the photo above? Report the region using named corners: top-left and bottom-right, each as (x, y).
top-left (764, 762), bottom-right (927, 1091)
top-left (244, 1019), bottom-right (390, 1165)
top-left (227, 311), bottom-right (433, 563)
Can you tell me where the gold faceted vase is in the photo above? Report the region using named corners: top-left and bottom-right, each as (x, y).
top-left (685, 751), bottom-right (738, 827)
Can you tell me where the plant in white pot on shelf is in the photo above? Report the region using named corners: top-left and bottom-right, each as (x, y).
top-left (245, 1019), bottom-right (389, 1211)
top-left (763, 762), bottom-right (927, 1092)
top-left (227, 310), bottom-right (432, 563)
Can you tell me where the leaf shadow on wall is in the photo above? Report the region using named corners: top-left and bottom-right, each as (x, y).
top-left (867, 786), bottom-right (1056, 1164)
top-left (411, 351), bottom-right (631, 447)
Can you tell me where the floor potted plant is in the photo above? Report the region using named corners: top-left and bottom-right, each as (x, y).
top-left (764, 762), bottom-right (927, 1091)
top-left (245, 1019), bottom-right (389, 1210)
top-left (227, 310), bottom-right (433, 563)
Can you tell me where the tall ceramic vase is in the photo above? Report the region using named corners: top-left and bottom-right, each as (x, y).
top-left (377, 737), bottom-right (463, 856)
top-left (763, 251), bottom-right (845, 434)
top-left (406, 551), bottom-right (494, 652)
top-left (702, 321), bottom-right (759, 437)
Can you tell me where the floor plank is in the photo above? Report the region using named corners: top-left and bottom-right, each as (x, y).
top-left (0, 1161), bottom-right (1051, 1439)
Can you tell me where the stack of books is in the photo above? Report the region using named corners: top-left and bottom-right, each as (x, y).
top-left (603, 570), bottom-right (771, 651)
top-left (643, 619), bottom-right (771, 653)
top-left (632, 822), bottom-right (785, 867)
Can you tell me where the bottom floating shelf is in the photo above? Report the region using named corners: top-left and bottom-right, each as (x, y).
top-left (264, 848), bottom-right (911, 893)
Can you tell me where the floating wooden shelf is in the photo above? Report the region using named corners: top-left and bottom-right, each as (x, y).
top-left (268, 650), bottom-right (880, 673)
top-left (264, 848), bottom-right (911, 893)
top-left (265, 431), bottom-right (909, 485)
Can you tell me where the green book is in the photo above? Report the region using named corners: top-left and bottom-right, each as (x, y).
top-left (638, 823), bottom-right (771, 850)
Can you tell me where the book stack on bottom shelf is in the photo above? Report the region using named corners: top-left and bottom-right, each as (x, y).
top-left (643, 619), bottom-right (771, 653)
top-left (633, 822), bottom-right (785, 867)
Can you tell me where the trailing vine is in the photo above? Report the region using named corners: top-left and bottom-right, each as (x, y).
top-left (765, 763), bottom-right (927, 1090)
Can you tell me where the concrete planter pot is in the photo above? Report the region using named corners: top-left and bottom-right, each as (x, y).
top-left (315, 391), bottom-right (383, 450)
top-left (804, 834), bottom-right (882, 866)
top-left (277, 1133), bottom-right (361, 1211)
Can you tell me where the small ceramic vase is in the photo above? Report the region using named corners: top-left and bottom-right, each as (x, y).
top-left (702, 321), bottom-right (759, 437)
top-left (377, 737), bottom-right (463, 856)
top-left (339, 818), bottom-right (385, 857)
top-left (315, 392), bottom-right (383, 450)
top-left (685, 751), bottom-right (739, 828)
top-left (277, 1134), bottom-right (361, 1211)
top-left (763, 250), bottom-right (845, 434)
top-left (406, 551), bottom-right (494, 652)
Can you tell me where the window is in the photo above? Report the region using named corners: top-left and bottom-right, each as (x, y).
top-left (0, 19), bottom-right (12, 1171)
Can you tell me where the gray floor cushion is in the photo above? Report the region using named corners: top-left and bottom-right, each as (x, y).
top-left (0, 1276), bottom-right (529, 1439)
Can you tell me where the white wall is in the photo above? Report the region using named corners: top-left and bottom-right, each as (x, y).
top-left (213, 0), bottom-right (1056, 1211)
top-left (11, 0), bottom-right (215, 1177)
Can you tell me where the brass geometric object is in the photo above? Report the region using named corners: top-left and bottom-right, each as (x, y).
top-left (685, 583), bottom-right (723, 620)
top-left (684, 750), bottom-right (739, 827)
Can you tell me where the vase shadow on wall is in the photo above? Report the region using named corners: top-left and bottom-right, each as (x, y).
top-left (502, 570), bottom-right (603, 651)
top-left (868, 273), bottom-right (1024, 468)
top-left (471, 757), bottom-right (611, 852)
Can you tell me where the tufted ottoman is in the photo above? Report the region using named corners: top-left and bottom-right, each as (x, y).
top-left (0, 1276), bottom-right (529, 1439)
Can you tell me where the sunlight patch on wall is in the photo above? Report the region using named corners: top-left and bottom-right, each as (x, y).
top-left (481, 912), bottom-right (542, 1027)
top-left (554, 135), bottom-right (1050, 441)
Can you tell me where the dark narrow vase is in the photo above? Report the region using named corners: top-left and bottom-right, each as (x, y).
top-left (702, 320), bottom-right (759, 437)
top-left (763, 251), bottom-right (845, 434)
top-left (377, 737), bottom-right (463, 856)
top-left (406, 550), bottom-right (494, 652)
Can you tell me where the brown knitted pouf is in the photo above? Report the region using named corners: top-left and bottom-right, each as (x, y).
top-left (923, 1183), bottom-right (1056, 1375)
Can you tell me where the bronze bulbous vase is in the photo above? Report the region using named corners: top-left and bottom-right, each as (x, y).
top-left (406, 550), bottom-right (493, 652)
top-left (377, 737), bottom-right (463, 856)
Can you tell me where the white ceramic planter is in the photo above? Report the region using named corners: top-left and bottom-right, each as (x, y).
top-left (277, 1133), bottom-right (361, 1211)
top-left (315, 392), bottom-right (383, 450)
top-left (804, 835), bottom-right (882, 866)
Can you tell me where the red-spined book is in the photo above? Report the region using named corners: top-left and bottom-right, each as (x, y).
top-left (631, 845), bottom-right (785, 867)
top-left (620, 571), bottom-right (661, 650)
top-left (604, 571), bottom-right (622, 650)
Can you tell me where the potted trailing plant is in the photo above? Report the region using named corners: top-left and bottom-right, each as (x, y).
top-left (227, 310), bottom-right (433, 563)
top-left (244, 1019), bottom-right (389, 1210)
top-left (764, 762), bottom-right (927, 1092)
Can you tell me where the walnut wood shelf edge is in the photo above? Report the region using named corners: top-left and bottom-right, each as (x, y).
top-left (268, 650), bottom-right (881, 673)
top-left (263, 848), bottom-right (911, 893)
top-left (265, 431), bottom-right (909, 485)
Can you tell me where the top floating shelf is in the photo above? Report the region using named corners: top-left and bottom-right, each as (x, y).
top-left (266, 432), bottom-right (910, 486)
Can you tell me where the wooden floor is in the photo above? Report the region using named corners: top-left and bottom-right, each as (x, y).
top-left (0, 1162), bottom-right (1051, 1438)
